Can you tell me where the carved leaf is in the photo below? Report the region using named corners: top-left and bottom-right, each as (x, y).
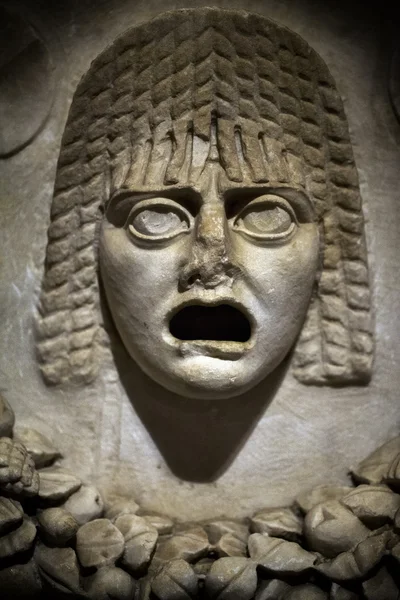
top-left (248, 533), bottom-right (317, 576)
top-left (0, 497), bottom-right (23, 535)
top-left (151, 559), bottom-right (198, 600)
top-left (76, 518), bottom-right (125, 568)
top-left (250, 507), bottom-right (303, 541)
top-left (304, 500), bottom-right (370, 557)
top-left (204, 557), bottom-right (258, 600)
top-left (351, 437), bottom-right (400, 486)
top-left (155, 526), bottom-right (209, 564)
top-left (38, 467), bottom-right (81, 502)
top-left (0, 517), bottom-right (36, 559)
top-left (341, 485), bottom-right (400, 528)
top-left (35, 544), bottom-right (82, 595)
top-left (115, 514), bottom-right (158, 576)
top-left (15, 427), bottom-right (62, 468)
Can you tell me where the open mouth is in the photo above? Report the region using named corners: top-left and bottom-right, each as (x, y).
top-left (169, 304), bottom-right (252, 343)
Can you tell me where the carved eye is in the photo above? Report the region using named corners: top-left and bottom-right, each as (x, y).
top-left (233, 195), bottom-right (296, 241)
top-left (127, 198), bottom-right (192, 242)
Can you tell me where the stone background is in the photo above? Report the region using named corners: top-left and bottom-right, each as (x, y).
top-left (0, 0), bottom-right (399, 521)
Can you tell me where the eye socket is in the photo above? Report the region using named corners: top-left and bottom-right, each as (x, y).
top-left (233, 195), bottom-right (296, 241)
top-left (126, 198), bottom-right (193, 242)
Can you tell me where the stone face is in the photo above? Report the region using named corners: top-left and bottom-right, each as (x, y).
top-left (0, 497), bottom-right (23, 535)
top-left (115, 514), bottom-right (158, 576)
top-left (63, 484), bottom-right (104, 525)
top-left (248, 533), bottom-right (317, 576)
top-left (15, 427), bottom-right (61, 468)
top-left (35, 544), bottom-right (82, 595)
top-left (151, 559), bottom-right (198, 600)
top-left (86, 567), bottom-right (136, 600)
top-left (340, 485), bottom-right (400, 528)
top-left (204, 557), bottom-right (258, 600)
top-left (0, 517), bottom-right (37, 559)
top-left (37, 507), bottom-right (79, 546)
top-left (76, 518), bottom-right (125, 568)
top-left (304, 500), bottom-right (370, 557)
top-left (155, 526), bottom-right (209, 563)
top-left (38, 466), bottom-right (82, 502)
top-left (250, 507), bottom-right (303, 541)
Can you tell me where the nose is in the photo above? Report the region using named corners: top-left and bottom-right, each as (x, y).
top-left (179, 203), bottom-right (236, 290)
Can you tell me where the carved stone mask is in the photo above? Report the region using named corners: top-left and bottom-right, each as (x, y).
top-left (37, 8), bottom-right (373, 392)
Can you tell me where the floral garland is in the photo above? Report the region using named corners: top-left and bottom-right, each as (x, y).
top-left (0, 394), bottom-right (399, 600)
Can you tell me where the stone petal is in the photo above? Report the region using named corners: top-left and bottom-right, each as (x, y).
top-left (286, 584), bottom-right (328, 599)
top-left (38, 467), bottom-right (81, 502)
top-left (115, 514), bottom-right (158, 576)
top-left (351, 437), bottom-right (400, 485)
top-left (86, 566), bottom-right (136, 600)
top-left (105, 497), bottom-right (139, 521)
top-left (214, 533), bottom-right (247, 558)
top-left (143, 514), bottom-right (174, 535)
top-left (0, 559), bottom-right (42, 599)
top-left (315, 529), bottom-right (396, 581)
top-left (341, 485), bottom-right (400, 528)
top-left (295, 485), bottom-right (353, 514)
top-left (361, 566), bottom-right (399, 600)
top-left (15, 427), bottom-right (62, 468)
top-left (205, 557), bottom-right (257, 600)
top-left (204, 520), bottom-right (249, 544)
top-left (304, 500), bottom-right (370, 557)
top-left (248, 533), bottom-right (317, 576)
top-left (0, 497), bottom-right (23, 535)
top-left (37, 507), bottom-right (79, 546)
top-left (251, 507), bottom-right (303, 541)
top-left (254, 579), bottom-right (291, 600)
top-left (155, 526), bottom-right (209, 563)
top-left (0, 517), bottom-right (36, 559)
top-left (63, 484), bottom-right (104, 525)
top-left (330, 584), bottom-right (361, 600)
top-left (76, 518), bottom-right (125, 568)
top-left (151, 559), bottom-right (198, 600)
top-left (35, 544), bottom-right (82, 595)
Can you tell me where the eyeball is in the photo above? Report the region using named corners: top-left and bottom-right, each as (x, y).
top-left (233, 195), bottom-right (296, 242)
top-left (127, 198), bottom-right (193, 242)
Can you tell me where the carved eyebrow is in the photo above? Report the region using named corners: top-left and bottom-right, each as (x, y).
top-left (223, 186), bottom-right (315, 223)
top-left (106, 186), bottom-right (202, 226)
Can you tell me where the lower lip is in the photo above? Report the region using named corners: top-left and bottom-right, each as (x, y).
top-left (174, 339), bottom-right (252, 361)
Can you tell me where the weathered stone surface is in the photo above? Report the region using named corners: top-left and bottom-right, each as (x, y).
top-left (86, 566), bottom-right (136, 600)
top-left (0, 559), bottom-right (42, 600)
top-left (213, 533), bottom-right (247, 558)
top-left (0, 437), bottom-right (39, 497)
top-left (155, 526), bottom-right (209, 563)
top-left (351, 437), bottom-right (400, 486)
top-left (315, 529), bottom-right (395, 581)
top-left (151, 559), bottom-right (198, 600)
top-left (0, 496), bottom-right (23, 535)
top-left (255, 579), bottom-right (291, 600)
top-left (304, 500), bottom-right (370, 557)
top-left (143, 514), bottom-right (174, 535)
top-left (38, 466), bottom-right (81, 502)
top-left (76, 518), bottom-right (125, 568)
top-left (0, 517), bottom-right (36, 559)
top-left (248, 533), bottom-right (316, 576)
top-left (204, 557), bottom-right (257, 600)
top-left (341, 484), bottom-right (400, 528)
top-left (105, 497), bottom-right (139, 521)
top-left (35, 544), bottom-right (82, 595)
top-left (330, 584), bottom-right (360, 600)
top-left (0, 394), bottom-right (14, 438)
top-left (295, 485), bottom-right (353, 514)
top-left (37, 507), bottom-right (79, 546)
top-left (15, 427), bottom-right (61, 468)
top-left (362, 566), bottom-right (399, 600)
top-left (251, 507), bottom-right (303, 541)
top-left (115, 514), bottom-right (158, 576)
top-left (286, 584), bottom-right (328, 599)
top-left (63, 484), bottom-right (104, 525)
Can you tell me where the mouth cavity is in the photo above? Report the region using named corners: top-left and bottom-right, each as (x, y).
top-left (169, 304), bottom-right (252, 343)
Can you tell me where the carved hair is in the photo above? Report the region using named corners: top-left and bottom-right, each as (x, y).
top-left (36, 8), bottom-right (373, 386)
